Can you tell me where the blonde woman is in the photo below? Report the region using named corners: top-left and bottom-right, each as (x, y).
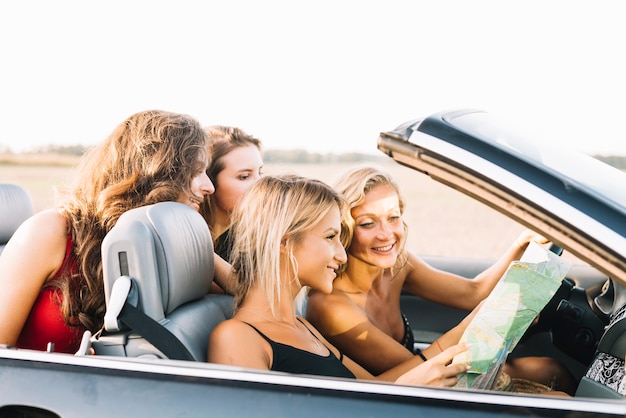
top-left (306, 165), bottom-right (576, 394)
top-left (208, 174), bottom-right (469, 386)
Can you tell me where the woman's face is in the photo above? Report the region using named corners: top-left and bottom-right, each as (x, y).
top-left (213, 145), bottom-right (263, 214)
top-left (177, 169), bottom-right (215, 212)
top-left (348, 184), bottom-right (404, 269)
top-left (292, 206), bottom-right (347, 294)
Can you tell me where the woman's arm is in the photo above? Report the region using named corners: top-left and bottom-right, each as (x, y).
top-left (470, 229), bottom-right (547, 293)
top-left (0, 210), bottom-right (67, 346)
top-left (386, 343), bottom-right (470, 386)
top-left (421, 300), bottom-right (483, 359)
top-left (212, 253), bottom-right (235, 295)
top-left (307, 288), bottom-right (481, 375)
top-left (403, 230), bottom-right (545, 311)
top-left (306, 290), bottom-right (415, 375)
top-left (299, 316), bottom-right (470, 387)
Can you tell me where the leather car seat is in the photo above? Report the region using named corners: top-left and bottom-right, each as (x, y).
top-left (0, 183), bottom-right (35, 255)
top-left (91, 201), bottom-right (233, 361)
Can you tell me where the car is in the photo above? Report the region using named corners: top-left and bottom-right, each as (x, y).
top-left (1, 108), bottom-right (625, 417)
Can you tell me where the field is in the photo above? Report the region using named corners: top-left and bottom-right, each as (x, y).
top-left (1, 156), bottom-right (529, 260)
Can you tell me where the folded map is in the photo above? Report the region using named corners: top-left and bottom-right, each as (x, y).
top-left (452, 241), bottom-right (572, 389)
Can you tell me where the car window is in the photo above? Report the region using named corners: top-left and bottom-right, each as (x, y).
top-left (395, 165), bottom-right (522, 260)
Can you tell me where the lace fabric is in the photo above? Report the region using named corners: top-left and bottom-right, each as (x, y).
top-left (584, 304), bottom-right (626, 395)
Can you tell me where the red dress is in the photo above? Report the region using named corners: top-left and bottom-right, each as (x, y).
top-left (16, 233), bottom-right (86, 353)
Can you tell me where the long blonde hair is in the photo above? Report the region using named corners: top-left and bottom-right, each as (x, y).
top-left (229, 174), bottom-right (343, 315)
top-left (52, 110), bottom-right (209, 332)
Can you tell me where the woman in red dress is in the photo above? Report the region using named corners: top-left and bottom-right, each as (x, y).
top-left (0, 110), bottom-right (225, 353)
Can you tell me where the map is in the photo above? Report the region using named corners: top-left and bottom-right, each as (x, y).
top-left (452, 242), bottom-right (572, 389)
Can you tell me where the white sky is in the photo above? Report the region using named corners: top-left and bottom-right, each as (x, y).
top-left (1, 0), bottom-right (625, 156)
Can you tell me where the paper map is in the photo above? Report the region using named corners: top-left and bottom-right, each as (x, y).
top-left (452, 242), bottom-right (572, 389)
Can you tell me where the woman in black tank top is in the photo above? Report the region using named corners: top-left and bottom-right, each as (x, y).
top-left (207, 174), bottom-right (469, 387)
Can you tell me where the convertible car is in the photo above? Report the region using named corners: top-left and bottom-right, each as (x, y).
top-left (1, 108), bottom-right (625, 417)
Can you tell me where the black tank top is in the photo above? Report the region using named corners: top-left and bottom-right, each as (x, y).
top-left (244, 318), bottom-right (356, 379)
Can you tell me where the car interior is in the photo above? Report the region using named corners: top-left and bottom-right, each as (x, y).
top-left (90, 198), bottom-right (626, 399)
top-left (402, 255), bottom-right (625, 398)
top-left (1, 183), bottom-right (624, 401)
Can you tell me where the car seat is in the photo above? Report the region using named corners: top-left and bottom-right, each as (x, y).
top-left (91, 201), bottom-right (233, 361)
top-left (0, 183), bottom-right (35, 255)
top-left (575, 278), bottom-right (626, 398)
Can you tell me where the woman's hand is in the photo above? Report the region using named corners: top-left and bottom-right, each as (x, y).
top-left (396, 343), bottom-right (470, 387)
top-left (514, 229), bottom-right (548, 250)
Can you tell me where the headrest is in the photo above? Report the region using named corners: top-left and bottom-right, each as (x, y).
top-left (0, 183), bottom-right (35, 245)
top-left (101, 202), bottom-right (214, 322)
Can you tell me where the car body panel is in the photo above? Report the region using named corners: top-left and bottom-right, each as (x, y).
top-left (1, 348), bottom-right (623, 417)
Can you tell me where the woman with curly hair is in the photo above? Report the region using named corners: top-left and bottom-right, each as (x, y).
top-left (0, 109), bottom-right (226, 353)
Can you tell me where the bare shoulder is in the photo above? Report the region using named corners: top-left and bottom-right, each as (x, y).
top-left (0, 209), bottom-right (68, 280)
top-left (210, 318), bottom-right (253, 342)
top-left (208, 319), bottom-right (248, 356)
top-left (306, 290), bottom-right (368, 334)
top-left (210, 317), bottom-right (278, 349)
top-left (208, 318), bottom-right (270, 368)
top-left (15, 209), bottom-right (67, 241)
top-left (307, 289), bottom-right (357, 317)
top-left (0, 210), bottom-right (68, 347)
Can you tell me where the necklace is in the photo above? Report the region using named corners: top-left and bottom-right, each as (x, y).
top-left (238, 308), bottom-right (324, 351)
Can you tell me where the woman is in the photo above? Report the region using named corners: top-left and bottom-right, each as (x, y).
top-left (208, 174), bottom-right (469, 387)
top-left (200, 125), bottom-right (263, 262)
top-left (0, 110), bottom-right (230, 353)
top-left (305, 165), bottom-right (576, 394)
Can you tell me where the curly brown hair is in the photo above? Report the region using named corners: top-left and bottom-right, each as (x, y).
top-left (48, 110), bottom-right (209, 332)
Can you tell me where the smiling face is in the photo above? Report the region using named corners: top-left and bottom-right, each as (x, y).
top-left (348, 184), bottom-right (404, 268)
top-left (291, 205), bottom-right (347, 294)
top-left (213, 145), bottom-right (263, 214)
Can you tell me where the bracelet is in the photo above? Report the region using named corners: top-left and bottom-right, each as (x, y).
top-left (435, 339), bottom-right (443, 352)
top-left (415, 347), bottom-right (427, 362)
